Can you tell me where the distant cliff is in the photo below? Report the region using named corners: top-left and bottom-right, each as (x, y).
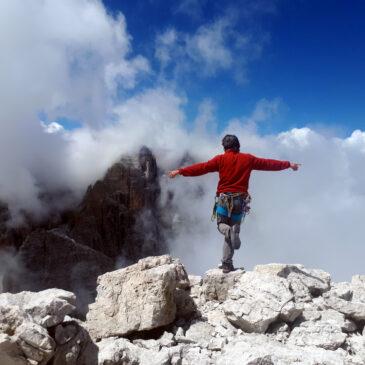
top-left (1, 147), bottom-right (168, 312)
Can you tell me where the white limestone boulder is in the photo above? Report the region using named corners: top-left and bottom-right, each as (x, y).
top-left (215, 333), bottom-right (346, 365)
top-left (97, 337), bottom-right (171, 365)
top-left (201, 268), bottom-right (244, 303)
top-left (344, 334), bottom-right (365, 365)
top-left (86, 255), bottom-right (189, 339)
top-left (287, 320), bottom-right (347, 350)
top-left (0, 289), bottom-right (76, 328)
top-left (184, 320), bottom-right (214, 347)
top-left (254, 263), bottom-right (331, 302)
top-left (323, 291), bottom-right (365, 322)
top-left (0, 333), bottom-right (28, 365)
top-left (223, 271), bottom-right (298, 333)
top-left (16, 322), bottom-right (55, 364)
top-left (351, 275), bottom-right (365, 303)
top-left (0, 289), bottom-right (76, 365)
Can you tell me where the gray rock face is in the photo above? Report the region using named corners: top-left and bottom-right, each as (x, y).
top-left (254, 263), bottom-right (331, 302)
top-left (184, 321), bottom-right (214, 347)
top-left (52, 320), bottom-right (97, 365)
top-left (0, 289), bottom-right (78, 365)
top-left (223, 271), bottom-right (297, 333)
top-left (4, 230), bottom-right (113, 315)
top-left (325, 297), bottom-right (365, 321)
top-left (0, 289), bottom-right (76, 328)
top-left (288, 320), bottom-right (347, 350)
top-left (17, 322), bottom-right (55, 364)
top-left (97, 337), bottom-right (170, 365)
top-left (201, 269), bottom-right (244, 303)
top-left (70, 148), bottom-right (164, 260)
top-left (1, 258), bottom-right (364, 365)
top-left (86, 255), bottom-right (189, 339)
top-left (345, 334), bottom-right (365, 364)
top-left (351, 275), bottom-right (365, 306)
top-left (2, 147), bottom-right (168, 319)
top-left (0, 333), bottom-right (28, 365)
top-left (215, 333), bottom-right (347, 365)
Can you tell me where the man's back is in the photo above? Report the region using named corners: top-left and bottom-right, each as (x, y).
top-left (217, 150), bottom-right (254, 194)
top-left (179, 149), bottom-right (290, 194)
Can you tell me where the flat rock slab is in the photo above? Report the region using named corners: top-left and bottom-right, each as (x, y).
top-left (288, 320), bottom-right (347, 350)
top-left (215, 333), bottom-right (347, 365)
top-left (86, 255), bottom-right (189, 339)
top-left (201, 269), bottom-right (244, 303)
top-left (223, 271), bottom-right (296, 333)
top-left (254, 263), bottom-right (331, 302)
top-left (0, 289), bottom-right (76, 328)
top-left (97, 337), bottom-right (171, 365)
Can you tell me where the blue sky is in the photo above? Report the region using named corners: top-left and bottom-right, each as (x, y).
top-left (102, 0), bottom-right (365, 135)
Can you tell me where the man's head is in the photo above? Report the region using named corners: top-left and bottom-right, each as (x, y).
top-left (222, 134), bottom-right (240, 152)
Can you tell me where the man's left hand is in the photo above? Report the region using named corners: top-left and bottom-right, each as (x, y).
top-left (290, 163), bottom-right (301, 171)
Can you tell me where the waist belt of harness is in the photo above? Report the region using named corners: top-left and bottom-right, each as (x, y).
top-left (216, 205), bottom-right (243, 222)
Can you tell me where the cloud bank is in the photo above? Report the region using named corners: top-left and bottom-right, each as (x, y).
top-left (0, 0), bottom-right (364, 281)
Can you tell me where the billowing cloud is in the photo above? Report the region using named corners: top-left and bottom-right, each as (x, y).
top-left (0, 0), bottom-right (149, 223)
top-left (186, 17), bottom-right (234, 74)
top-left (155, 12), bottom-right (267, 81)
top-left (0, 0), bottom-right (364, 283)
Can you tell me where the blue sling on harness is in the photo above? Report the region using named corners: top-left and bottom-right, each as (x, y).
top-left (216, 205), bottom-right (243, 222)
top-left (212, 192), bottom-right (251, 223)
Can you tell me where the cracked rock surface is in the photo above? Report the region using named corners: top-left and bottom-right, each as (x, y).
top-left (1, 255), bottom-right (364, 364)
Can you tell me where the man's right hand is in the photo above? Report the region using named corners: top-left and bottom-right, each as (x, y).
top-left (168, 170), bottom-right (180, 178)
top-left (290, 163), bottom-right (301, 171)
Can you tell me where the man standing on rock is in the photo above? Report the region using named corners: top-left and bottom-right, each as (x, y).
top-left (169, 134), bottom-right (300, 273)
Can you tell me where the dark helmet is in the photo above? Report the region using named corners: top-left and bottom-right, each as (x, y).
top-left (222, 134), bottom-right (240, 152)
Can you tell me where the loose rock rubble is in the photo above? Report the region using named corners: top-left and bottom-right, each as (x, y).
top-left (0, 255), bottom-right (364, 364)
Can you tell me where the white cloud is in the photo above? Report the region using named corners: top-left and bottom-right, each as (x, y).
top-left (155, 28), bottom-right (179, 68)
top-left (64, 86), bottom-right (365, 281)
top-left (186, 18), bottom-right (233, 74)
top-left (0, 0), bottom-right (148, 127)
top-left (105, 56), bottom-right (150, 92)
top-left (248, 98), bottom-right (282, 124)
top-left (193, 99), bottom-right (217, 136)
top-left (278, 127), bottom-right (314, 149)
top-left (343, 129), bottom-right (365, 152)
top-left (164, 120), bottom-right (365, 281)
top-left (0, 0), bottom-right (148, 223)
top-left (0, 0), bottom-right (364, 283)
top-left (154, 13), bottom-right (266, 81)
top-left (41, 122), bottom-right (65, 134)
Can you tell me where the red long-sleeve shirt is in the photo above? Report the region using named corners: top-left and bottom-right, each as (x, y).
top-left (179, 150), bottom-right (290, 194)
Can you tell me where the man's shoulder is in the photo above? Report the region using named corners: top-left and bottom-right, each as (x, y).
top-left (238, 152), bottom-right (254, 159)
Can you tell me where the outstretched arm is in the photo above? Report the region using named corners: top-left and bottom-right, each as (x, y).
top-left (169, 155), bottom-right (220, 178)
top-left (252, 155), bottom-right (300, 171)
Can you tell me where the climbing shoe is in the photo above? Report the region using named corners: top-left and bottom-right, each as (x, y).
top-left (221, 261), bottom-right (235, 273)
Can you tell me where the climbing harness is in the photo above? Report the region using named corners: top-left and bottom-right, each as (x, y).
top-left (211, 192), bottom-right (251, 223)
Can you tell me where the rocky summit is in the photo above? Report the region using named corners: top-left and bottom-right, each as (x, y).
top-left (0, 255), bottom-right (364, 365)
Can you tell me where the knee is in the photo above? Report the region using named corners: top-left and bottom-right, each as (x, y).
top-left (217, 222), bottom-right (230, 235)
